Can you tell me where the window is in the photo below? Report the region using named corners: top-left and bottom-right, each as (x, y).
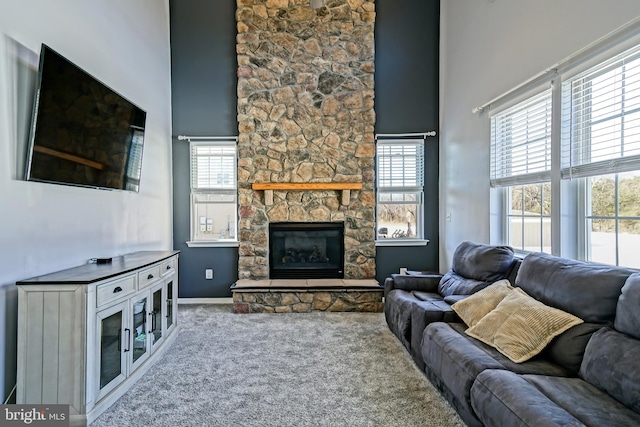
top-left (486, 26), bottom-right (640, 267)
top-left (189, 140), bottom-right (237, 244)
top-left (375, 138), bottom-right (424, 241)
top-left (507, 183), bottom-right (552, 253)
top-left (585, 171), bottom-right (640, 268)
top-left (491, 90), bottom-right (552, 253)
top-left (562, 45), bottom-right (640, 266)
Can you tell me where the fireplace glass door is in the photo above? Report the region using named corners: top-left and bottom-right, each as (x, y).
top-left (269, 222), bottom-right (344, 279)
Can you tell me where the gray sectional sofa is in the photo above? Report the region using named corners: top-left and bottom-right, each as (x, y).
top-left (385, 243), bottom-right (640, 426)
top-left (384, 241), bottom-right (520, 369)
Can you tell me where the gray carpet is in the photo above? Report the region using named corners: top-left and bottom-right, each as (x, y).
top-left (90, 304), bottom-right (464, 427)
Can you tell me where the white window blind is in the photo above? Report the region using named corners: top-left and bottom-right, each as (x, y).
top-left (561, 45), bottom-right (640, 179)
top-left (190, 142), bottom-right (237, 190)
top-left (376, 139), bottom-right (424, 190)
top-left (490, 90), bottom-right (552, 187)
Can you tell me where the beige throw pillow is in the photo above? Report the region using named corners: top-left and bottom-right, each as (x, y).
top-left (452, 279), bottom-right (513, 327)
top-left (466, 288), bottom-right (583, 363)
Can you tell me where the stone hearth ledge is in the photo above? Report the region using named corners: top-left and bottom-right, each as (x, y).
top-left (231, 279), bottom-right (383, 313)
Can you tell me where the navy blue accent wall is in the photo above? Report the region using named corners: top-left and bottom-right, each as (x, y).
top-left (170, 0), bottom-right (440, 297)
top-left (170, 0), bottom-right (238, 297)
top-left (374, 0), bottom-right (440, 281)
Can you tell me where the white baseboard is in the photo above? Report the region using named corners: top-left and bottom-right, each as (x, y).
top-left (178, 297), bottom-right (233, 304)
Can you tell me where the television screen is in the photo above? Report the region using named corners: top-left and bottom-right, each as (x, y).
top-left (26, 44), bottom-right (146, 192)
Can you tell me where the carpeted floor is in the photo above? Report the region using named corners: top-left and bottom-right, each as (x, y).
top-left (90, 304), bottom-right (464, 427)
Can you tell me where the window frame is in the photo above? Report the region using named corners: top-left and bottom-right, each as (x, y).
top-left (187, 139), bottom-right (239, 248)
top-left (490, 89), bottom-right (553, 254)
top-left (375, 137), bottom-right (428, 246)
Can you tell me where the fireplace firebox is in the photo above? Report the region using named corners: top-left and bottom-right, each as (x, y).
top-left (269, 222), bottom-right (344, 279)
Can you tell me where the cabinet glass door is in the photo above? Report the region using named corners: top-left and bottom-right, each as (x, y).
top-left (131, 296), bottom-right (149, 367)
top-left (97, 302), bottom-right (127, 399)
top-left (100, 311), bottom-right (122, 388)
top-left (150, 282), bottom-right (163, 349)
top-left (166, 278), bottom-right (175, 332)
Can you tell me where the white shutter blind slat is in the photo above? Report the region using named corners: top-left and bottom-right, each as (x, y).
top-left (490, 89), bottom-right (552, 187)
top-left (562, 45), bottom-right (640, 178)
top-left (376, 139), bottom-right (425, 189)
top-left (190, 142), bottom-right (237, 190)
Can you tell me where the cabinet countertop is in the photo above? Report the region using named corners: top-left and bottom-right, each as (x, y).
top-left (17, 250), bottom-right (180, 286)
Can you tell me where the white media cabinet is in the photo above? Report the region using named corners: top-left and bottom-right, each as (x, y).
top-left (16, 251), bottom-right (180, 426)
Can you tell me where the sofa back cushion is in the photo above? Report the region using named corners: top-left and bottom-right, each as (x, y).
top-left (543, 322), bottom-right (603, 375)
top-left (615, 273), bottom-right (640, 339)
top-left (580, 327), bottom-right (640, 413)
top-left (438, 241), bottom-right (515, 296)
top-left (515, 252), bottom-right (636, 323)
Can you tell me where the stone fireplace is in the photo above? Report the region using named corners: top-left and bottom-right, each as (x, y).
top-left (236, 0), bottom-right (377, 282)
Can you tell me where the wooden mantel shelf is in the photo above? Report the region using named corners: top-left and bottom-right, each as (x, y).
top-left (252, 183), bottom-right (362, 191)
top-left (252, 182), bottom-right (362, 205)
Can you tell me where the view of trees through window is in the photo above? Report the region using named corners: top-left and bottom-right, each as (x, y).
top-left (508, 183), bottom-right (551, 253)
top-left (377, 193), bottom-right (419, 239)
top-left (588, 171), bottom-right (640, 267)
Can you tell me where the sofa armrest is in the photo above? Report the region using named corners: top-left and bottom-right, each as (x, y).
top-left (384, 273), bottom-right (443, 298)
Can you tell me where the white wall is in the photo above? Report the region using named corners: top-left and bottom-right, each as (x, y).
top-left (439, 0), bottom-right (640, 270)
top-left (0, 0), bottom-right (172, 401)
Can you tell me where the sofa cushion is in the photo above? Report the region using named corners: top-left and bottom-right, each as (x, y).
top-left (543, 323), bottom-right (603, 375)
top-left (437, 243), bottom-right (515, 297)
top-left (523, 374), bottom-right (640, 426)
top-left (422, 322), bottom-right (571, 427)
top-left (579, 327), bottom-right (640, 413)
top-left (452, 279), bottom-right (512, 327)
top-left (472, 369), bottom-right (640, 427)
top-left (516, 252), bottom-right (636, 324)
top-left (448, 323), bottom-right (571, 376)
top-left (437, 270), bottom-right (489, 297)
top-left (409, 300), bottom-right (458, 370)
top-left (411, 291), bottom-right (443, 302)
top-left (614, 273), bottom-right (640, 339)
top-left (450, 241), bottom-right (515, 282)
top-left (471, 370), bottom-right (585, 427)
top-left (421, 322), bottom-right (505, 427)
top-left (466, 288), bottom-right (583, 363)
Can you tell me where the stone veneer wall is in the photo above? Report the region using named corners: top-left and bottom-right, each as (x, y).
top-left (236, 0), bottom-right (376, 280)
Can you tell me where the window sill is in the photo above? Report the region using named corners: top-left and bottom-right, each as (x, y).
top-left (376, 239), bottom-right (430, 247)
top-left (186, 240), bottom-right (239, 248)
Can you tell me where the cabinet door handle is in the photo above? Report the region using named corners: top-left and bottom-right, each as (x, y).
top-left (113, 286), bottom-right (123, 293)
top-left (149, 310), bottom-right (156, 332)
top-left (124, 328), bottom-right (131, 352)
top-left (147, 274), bottom-right (154, 280)
top-left (166, 265), bottom-right (172, 270)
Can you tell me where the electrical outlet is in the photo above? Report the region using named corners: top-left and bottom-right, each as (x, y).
top-left (205, 269), bottom-right (213, 279)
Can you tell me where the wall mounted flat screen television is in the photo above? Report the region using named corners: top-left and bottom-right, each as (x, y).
top-left (26, 44), bottom-right (146, 192)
